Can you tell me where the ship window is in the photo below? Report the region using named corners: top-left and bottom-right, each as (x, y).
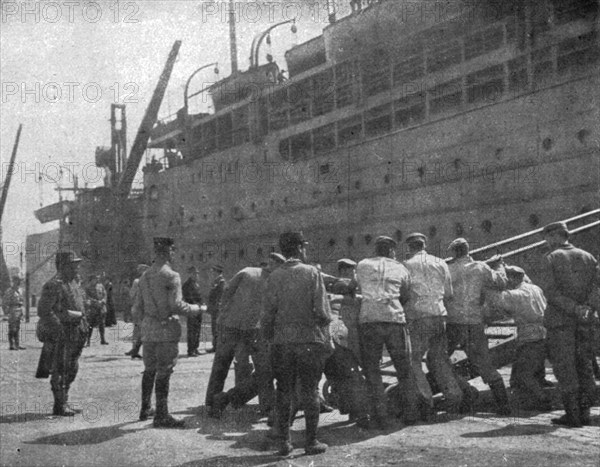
top-left (365, 104), bottom-right (392, 137)
top-left (290, 132), bottom-right (312, 162)
top-left (232, 106), bottom-right (250, 145)
top-left (312, 69), bottom-right (335, 117)
top-left (532, 47), bottom-right (554, 88)
top-left (364, 234), bottom-right (372, 245)
top-left (268, 88), bottom-right (289, 132)
top-left (202, 119), bottom-right (217, 154)
top-left (557, 31), bottom-right (600, 75)
top-left (362, 49), bottom-right (391, 97)
top-left (335, 61), bottom-right (357, 109)
top-left (393, 44), bottom-right (424, 86)
top-left (552, 0), bottom-right (599, 25)
top-left (466, 65), bottom-right (504, 104)
top-left (428, 79), bottom-right (463, 115)
top-left (427, 39), bottom-right (461, 74)
top-left (464, 25), bottom-right (504, 61)
top-left (508, 56), bottom-right (529, 94)
top-left (279, 138), bottom-right (291, 160)
top-left (429, 226), bottom-right (437, 238)
top-left (455, 223), bottom-right (464, 235)
top-left (337, 115), bottom-right (363, 145)
top-left (313, 124), bottom-right (336, 156)
top-left (394, 92), bottom-right (425, 128)
top-left (217, 113), bottom-right (233, 149)
top-left (289, 78), bottom-right (312, 125)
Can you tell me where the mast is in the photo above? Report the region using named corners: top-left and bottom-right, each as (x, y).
top-left (228, 0), bottom-right (238, 73)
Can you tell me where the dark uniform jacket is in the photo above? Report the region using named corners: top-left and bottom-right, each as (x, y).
top-left (539, 243), bottom-right (599, 329)
top-left (182, 278), bottom-right (203, 305)
top-left (37, 275), bottom-right (88, 345)
top-left (207, 275), bottom-right (225, 317)
top-left (262, 259), bottom-right (332, 345)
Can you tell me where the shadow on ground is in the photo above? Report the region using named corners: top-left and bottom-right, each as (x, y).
top-left (23, 422), bottom-right (145, 445)
top-left (461, 423), bottom-right (558, 438)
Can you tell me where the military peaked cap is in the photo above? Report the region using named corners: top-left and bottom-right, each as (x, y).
top-left (55, 251), bottom-right (82, 269)
top-left (269, 252), bottom-right (286, 264)
top-left (542, 221), bottom-right (569, 236)
top-left (153, 237), bottom-right (175, 249)
top-left (374, 236), bottom-right (397, 247)
top-left (405, 232), bottom-right (427, 244)
top-left (448, 237), bottom-right (469, 251)
top-left (337, 258), bottom-right (357, 268)
top-left (279, 231), bottom-right (308, 250)
top-left (505, 265), bottom-right (525, 278)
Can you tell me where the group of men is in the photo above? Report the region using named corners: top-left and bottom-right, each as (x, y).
top-left (32, 219), bottom-right (598, 455)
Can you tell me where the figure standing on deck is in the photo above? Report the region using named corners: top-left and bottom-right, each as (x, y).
top-left (539, 221), bottom-right (599, 427)
top-left (124, 264), bottom-right (149, 359)
top-left (132, 237), bottom-right (202, 428)
top-left (36, 252), bottom-right (89, 416)
top-left (4, 275), bottom-right (25, 350)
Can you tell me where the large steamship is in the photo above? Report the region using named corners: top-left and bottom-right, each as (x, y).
top-left (142, 0), bottom-right (600, 276)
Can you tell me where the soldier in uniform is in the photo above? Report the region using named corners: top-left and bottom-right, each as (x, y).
top-left (539, 221), bottom-right (598, 427)
top-left (4, 275), bottom-right (25, 350)
top-left (446, 238), bottom-right (510, 415)
top-left (85, 275), bottom-right (109, 346)
top-left (403, 233), bottom-right (462, 417)
top-left (207, 264), bottom-right (225, 353)
top-left (36, 252), bottom-right (89, 416)
top-left (262, 232), bottom-right (332, 456)
top-left (183, 266), bottom-right (204, 357)
top-left (132, 237), bottom-right (201, 428)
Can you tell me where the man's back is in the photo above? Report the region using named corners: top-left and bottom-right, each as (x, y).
top-left (541, 243), bottom-right (598, 327)
top-left (447, 256), bottom-right (506, 324)
top-left (220, 267), bottom-right (267, 329)
top-left (404, 251), bottom-right (452, 320)
top-left (356, 256), bottom-right (410, 324)
top-left (263, 260), bottom-right (331, 344)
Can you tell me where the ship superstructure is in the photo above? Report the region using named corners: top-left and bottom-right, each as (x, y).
top-left (145, 0), bottom-right (599, 277)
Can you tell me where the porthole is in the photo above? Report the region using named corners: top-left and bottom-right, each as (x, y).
top-left (364, 234), bottom-right (373, 245)
top-left (384, 174), bottom-right (391, 184)
top-left (455, 223), bottom-right (464, 236)
top-left (429, 226), bottom-right (437, 238)
top-left (542, 137), bottom-right (553, 151)
top-left (481, 219), bottom-right (492, 233)
top-left (528, 214), bottom-right (540, 228)
top-left (328, 238), bottom-right (336, 247)
top-left (577, 129), bottom-right (590, 145)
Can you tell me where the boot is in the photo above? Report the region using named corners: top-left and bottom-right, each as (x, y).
top-left (490, 380), bottom-right (511, 416)
top-left (100, 328), bottom-right (108, 345)
top-left (304, 400), bottom-right (327, 455)
top-left (52, 388), bottom-right (75, 416)
top-left (139, 371), bottom-right (156, 421)
top-left (8, 332), bottom-right (16, 350)
top-left (208, 392), bottom-right (229, 419)
top-left (459, 384), bottom-right (479, 414)
top-left (552, 393), bottom-right (582, 428)
top-left (14, 333), bottom-right (25, 350)
top-left (153, 376), bottom-right (184, 428)
top-left (86, 328), bottom-right (93, 347)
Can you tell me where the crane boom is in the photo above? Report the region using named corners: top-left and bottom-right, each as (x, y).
top-left (117, 41), bottom-right (181, 199)
top-left (0, 124), bottom-right (23, 222)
